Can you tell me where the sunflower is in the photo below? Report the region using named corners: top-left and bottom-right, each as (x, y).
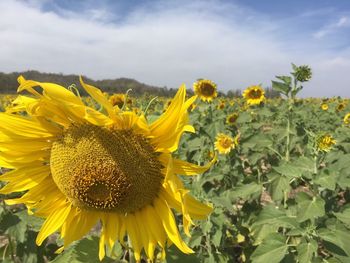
top-left (242, 85), bottom-right (265, 105)
top-left (193, 79), bottom-right (218, 102)
top-left (226, 113), bottom-right (239, 125)
top-left (336, 102), bottom-right (346, 112)
top-left (217, 101), bottom-right (225, 110)
top-left (320, 103), bottom-right (328, 111)
top-left (214, 133), bottom-right (239, 154)
top-left (344, 113), bottom-right (350, 125)
top-left (109, 94), bottom-right (126, 108)
top-left (0, 76), bottom-right (214, 261)
top-left (316, 134), bottom-right (336, 152)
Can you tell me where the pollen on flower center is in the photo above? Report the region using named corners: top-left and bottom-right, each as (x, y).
top-left (200, 83), bottom-right (215, 96)
top-left (50, 124), bottom-right (163, 213)
top-left (250, 89), bottom-right (262, 98)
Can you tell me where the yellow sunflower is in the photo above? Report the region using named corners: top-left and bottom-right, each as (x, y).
top-left (109, 94), bottom-right (126, 108)
top-left (344, 113), bottom-right (350, 124)
top-left (226, 113), bottom-right (239, 125)
top-left (217, 101), bottom-right (225, 110)
top-left (0, 76), bottom-right (214, 261)
top-left (242, 85), bottom-right (265, 105)
top-left (214, 133), bottom-right (239, 154)
top-left (316, 134), bottom-right (336, 152)
top-left (193, 79), bottom-right (218, 102)
top-left (320, 103), bottom-right (328, 111)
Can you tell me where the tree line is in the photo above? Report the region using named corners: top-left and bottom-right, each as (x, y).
top-left (0, 71), bottom-right (279, 98)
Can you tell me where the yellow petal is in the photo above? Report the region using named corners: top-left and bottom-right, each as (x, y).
top-left (18, 76), bottom-right (84, 106)
top-left (36, 202), bottom-right (71, 245)
top-left (154, 198), bottom-right (193, 254)
top-left (0, 165), bottom-right (49, 193)
top-left (126, 213), bottom-right (142, 262)
top-left (61, 208), bottom-right (99, 248)
top-left (80, 77), bottom-right (117, 120)
top-left (0, 113), bottom-right (58, 138)
top-left (143, 205), bottom-right (166, 249)
top-left (172, 156), bottom-right (216, 176)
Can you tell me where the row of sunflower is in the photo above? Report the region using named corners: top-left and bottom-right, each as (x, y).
top-left (0, 64), bottom-right (350, 262)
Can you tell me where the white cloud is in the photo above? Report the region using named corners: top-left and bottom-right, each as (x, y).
top-left (313, 16), bottom-right (350, 39)
top-left (0, 0), bottom-right (349, 97)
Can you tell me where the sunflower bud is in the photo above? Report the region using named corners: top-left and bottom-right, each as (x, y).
top-left (292, 64), bottom-right (312, 82)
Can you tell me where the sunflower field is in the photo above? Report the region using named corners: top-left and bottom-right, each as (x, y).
top-left (0, 64), bottom-right (350, 263)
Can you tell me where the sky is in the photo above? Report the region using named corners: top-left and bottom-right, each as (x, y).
top-left (0, 0), bottom-right (350, 97)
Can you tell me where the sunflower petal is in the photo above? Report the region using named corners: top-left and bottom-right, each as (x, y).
top-left (36, 202), bottom-right (71, 245)
top-left (154, 198), bottom-right (193, 254)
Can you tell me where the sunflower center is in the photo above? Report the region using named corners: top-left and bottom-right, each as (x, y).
top-left (50, 124), bottom-right (163, 213)
top-left (200, 83), bottom-right (215, 96)
top-left (221, 138), bottom-right (233, 148)
top-left (228, 115), bottom-right (238, 123)
top-left (249, 89), bottom-right (262, 99)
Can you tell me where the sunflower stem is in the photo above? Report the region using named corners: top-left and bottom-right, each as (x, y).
top-left (67, 84), bottom-right (81, 98)
top-left (121, 89), bottom-right (133, 111)
top-left (143, 96), bottom-right (158, 117)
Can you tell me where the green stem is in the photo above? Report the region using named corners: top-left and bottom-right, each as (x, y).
top-left (143, 96), bottom-right (158, 117)
top-left (313, 155), bottom-right (318, 175)
top-left (285, 115), bottom-right (290, 162)
top-left (7, 234), bottom-right (15, 263)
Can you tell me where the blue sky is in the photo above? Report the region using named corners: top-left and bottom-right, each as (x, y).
top-left (0, 0), bottom-right (349, 97)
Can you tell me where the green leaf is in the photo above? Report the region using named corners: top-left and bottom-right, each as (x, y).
top-left (275, 76), bottom-right (292, 86)
top-left (212, 230), bottom-right (223, 247)
top-left (268, 173), bottom-right (290, 201)
top-left (166, 245), bottom-right (200, 263)
top-left (296, 196), bottom-right (325, 222)
top-left (297, 240), bottom-right (317, 263)
top-left (51, 236), bottom-right (115, 263)
top-left (0, 212), bottom-right (27, 243)
top-left (16, 210), bottom-right (45, 232)
top-left (314, 169), bottom-right (336, 190)
top-left (334, 206), bottom-right (350, 228)
top-left (230, 182), bottom-right (262, 201)
top-left (272, 80), bottom-right (290, 96)
top-left (253, 205), bottom-right (299, 229)
top-left (250, 233), bottom-right (288, 263)
top-left (318, 224), bottom-right (350, 257)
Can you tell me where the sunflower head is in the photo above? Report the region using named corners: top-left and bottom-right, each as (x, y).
top-left (242, 85), bottom-right (265, 105)
top-left (214, 133), bottom-right (239, 154)
top-left (292, 64), bottom-right (312, 82)
top-left (226, 113), bottom-right (239, 125)
top-left (217, 101), bottom-right (225, 110)
top-left (193, 79), bottom-right (218, 102)
top-left (109, 94), bottom-right (126, 108)
top-left (337, 102), bottom-right (346, 112)
top-left (0, 76), bottom-right (215, 262)
top-left (321, 103), bottom-right (329, 111)
top-left (316, 134), bottom-right (336, 152)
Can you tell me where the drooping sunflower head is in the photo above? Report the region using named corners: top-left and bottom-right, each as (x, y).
top-left (242, 85), bottom-right (265, 105)
top-left (0, 76), bottom-right (215, 262)
top-left (321, 103), bottom-right (329, 111)
top-left (193, 79), bottom-right (218, 102)
top-left (109, 93), bottom-right (125, 108)
top-left (214, 133), bottom-right (239, 154)
top-left (316, 133), bottom-right (336, 152)
top-left (226, 113), bottom-right (239, 125)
